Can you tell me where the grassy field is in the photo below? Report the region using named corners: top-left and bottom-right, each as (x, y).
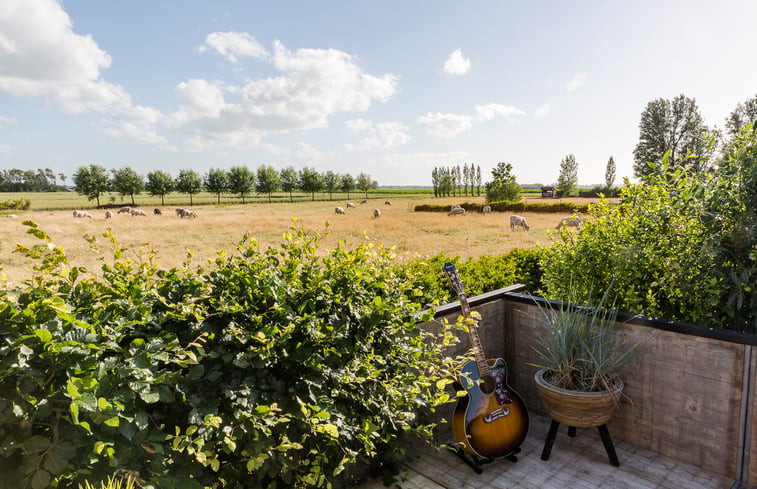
top-left (0, 190), bottom-right (433, 210)
top-left (0, 193), bottom-right (602, 285)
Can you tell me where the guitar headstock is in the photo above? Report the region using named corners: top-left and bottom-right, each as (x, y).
top-left (443, 262), bottom-right (465, 297)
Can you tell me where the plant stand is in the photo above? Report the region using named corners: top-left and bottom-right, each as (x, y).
top-left (540, 420), bottom-right (620, 466)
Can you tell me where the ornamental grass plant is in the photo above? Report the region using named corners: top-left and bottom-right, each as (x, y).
top-left (530, 286), bottom-right (652, 393)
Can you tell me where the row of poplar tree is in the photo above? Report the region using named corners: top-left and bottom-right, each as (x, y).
top-left (430, 163), bottom-right (483, 197)
top-left (72, 164), bottom-right (375, 207)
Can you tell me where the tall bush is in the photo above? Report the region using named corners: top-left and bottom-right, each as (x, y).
top-left (541, 142), bottom-right (756, 331)
top-left (0, 222), bottom-right (461, 488)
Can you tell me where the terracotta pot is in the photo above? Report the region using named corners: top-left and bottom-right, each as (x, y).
top-left (534, 368), bottom-right (623, 428)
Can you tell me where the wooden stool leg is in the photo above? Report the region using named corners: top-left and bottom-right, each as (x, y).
top-left (541, 420), bottom-right (560, 461)
top-left (597, 424), bottom-right (620, 467)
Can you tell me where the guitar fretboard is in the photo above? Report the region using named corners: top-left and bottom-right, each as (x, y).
top-left (443, 262), bottom-right (490, 378)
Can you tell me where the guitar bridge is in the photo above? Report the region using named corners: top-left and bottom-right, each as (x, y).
top-left (483, 406), bottom-right (510, 423)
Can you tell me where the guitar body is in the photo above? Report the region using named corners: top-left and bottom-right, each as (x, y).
top-left (452, 357), bottom-right (529, 459)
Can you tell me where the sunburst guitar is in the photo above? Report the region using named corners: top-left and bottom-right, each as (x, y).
top-left (443, 262), bottom-right (529, 459)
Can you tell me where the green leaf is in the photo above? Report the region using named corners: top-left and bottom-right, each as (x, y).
top-left (30, 469), bottom-right (51, 489)
top-left (43, 450), bottom-right (67, 475)
top-left (66, 381), bottom-right (80, 400)
top-left (22, 435), bottom-right (51, 454)
top-left (104, 416), bottom-right (120, 427)
top-left (34, 329), bottom-right (52, 344)
top-left (140, 390), bottom-right (160, 404)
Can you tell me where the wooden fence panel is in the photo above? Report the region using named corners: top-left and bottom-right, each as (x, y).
top-left (506, 298), bottom-right (745, 482)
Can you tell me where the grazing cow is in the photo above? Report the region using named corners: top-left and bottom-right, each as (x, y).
top-left (510, 215), bottom-right (530, 231)
top-left (73, 210), bottom-right (92, 218)
top-left (556, 216), bottom-right (583, 230)
top-left (175, 208), bottom-right (184, 216)
top-left (373, 209), bottom-right (381, 219)
top-left (104, 210), bottom-right (113, 219)
top-left (482, 205), bottom-right (492, 214)
top-left (448, 207), bottom-right (466, 216)
top-left (117, 206), bottom-right (131, 214)
top-left (129, 208), bottom-right (146, 217)
top-left (335, 206), bottom-right (346, 214)
top-left (154, 208), bottom-right (162, 215)
top-left (360, 199), bottom-right (367, 204)
top-left (385, 200), bottom-right (391, 206)
top-left (346, 202), bottom-right (355, 209)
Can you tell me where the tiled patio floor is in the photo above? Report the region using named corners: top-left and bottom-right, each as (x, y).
top-left (359, 414), bottom-right (736, 489)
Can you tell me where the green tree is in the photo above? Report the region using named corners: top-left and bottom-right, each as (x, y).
top-left (72, 164), bottom-right (110, 207)
top-left (476, 164), bottom-right (482, 196)
top-left (146, 170), bottom-right (173, 206)
top-left (633, 94), bottom-right (712, 180)
top-left (323, 171), bottom-right (339, 200)
top-left (484, 162), bottom-right (521, 203)
top-left (709, 124), bottom-right (757, 331)
top-left (725, 94), bottom-right (757, 140)
top-left (280, 166), bottom-right (298, 203)
top-left (174, 169), bottom-right (203, 206)
top-left (605, 156), bottom-right (616, 189)
top-left (255, 165), bottom-right (280, 203)
top-left (298, 167), bottom-right (323, 201)
top-left (204, 168), bottom-right (229, 205)
top-left (356, 172), bottom-right (372, 199)
top-left (556, 154), bottom-right (578, 197)
top-left (110, 166), bottom-right (144, 205)
top-left (228, 165), bottom-right (255, 204)
top-left (340, 173), bottom-right (356, 200)
top-left (58, 172), bottom-right (67, 189)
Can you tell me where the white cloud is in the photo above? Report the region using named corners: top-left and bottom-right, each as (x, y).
top-left (0, 0), bottom-right (133, 114)
top-left (171, 39), bottom-right (399, 151)
top-left (475, 104), bottom-right (525, 121)
top-left (0, 116), bottom-right (16, 128)
top-left (535, 103), bottom-right (552, 118)
top-left (418, 103), bottom-right (524, 138)
top-left (417, 112), bottom-right (473, 138)
top-left (0, 144), bottom-right (11, 154)
top-left (289, 142), bottom-right (332, 166)
top-left (102, 105), bottom-right (166, 144)
top-left (344, 118), bottom-right (410, 151)
top-left (566, 73), bottom-right (588, 92)
top-left (444, 48), bottom-right (471, 76)
top-left (199, 32), bottom-right (268, 63)
top-left (0, 0), bottom-right (167, 145)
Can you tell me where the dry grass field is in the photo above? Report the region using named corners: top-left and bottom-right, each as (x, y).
top-left (0, 195), bottom-right (602, 285)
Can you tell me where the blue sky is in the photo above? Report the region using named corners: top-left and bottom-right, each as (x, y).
top-left (1, 1), bottom-right (756, 187)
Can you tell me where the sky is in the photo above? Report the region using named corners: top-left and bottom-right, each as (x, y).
top-left (1, 1), bottom-right (756, 187)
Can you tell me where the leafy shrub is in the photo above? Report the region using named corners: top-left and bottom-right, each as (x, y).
top-left (0, 198), bottom-right (31, 210)
top-left (0, 222), bottom-right (462, 488)
top-left (541, 145), bottom-right (756, 331)
top-left (577, 186), bottom-right (621, 198)
top-left (395, 248), bottom-right (545, 307)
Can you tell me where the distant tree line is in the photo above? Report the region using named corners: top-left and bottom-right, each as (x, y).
top-left (71, 165), bottom-right (376, 207)
top-left (431, 163), bottom-right (481, 197)
top-left (0, 168), bottom-right (66, 192)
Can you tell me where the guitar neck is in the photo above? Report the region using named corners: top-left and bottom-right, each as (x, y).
top-left (444, 263), bottom-right (490, 378)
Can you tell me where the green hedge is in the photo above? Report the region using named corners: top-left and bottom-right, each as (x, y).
top-left (577, 186), bottom-right (621, 198)
top-left (0, 222), bottom-right (463, 488)
top-left (0, 198), bottom-right (31, 210)
top-left (414, 201), bottom-right (589, 214)
top-left (395, 248), bottom-right (545, 308)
